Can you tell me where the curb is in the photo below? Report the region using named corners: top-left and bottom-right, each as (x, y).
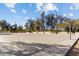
top-left (65, 38), bottom-right (79, 56)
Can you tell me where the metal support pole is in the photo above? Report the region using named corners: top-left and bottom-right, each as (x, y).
top-left (69, 24), bottom-right (71, 40)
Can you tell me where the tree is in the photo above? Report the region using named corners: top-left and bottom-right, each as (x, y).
top-left (11, 23), bottom-right (17, 32)
top-left (73, 20), bottom-right (79, 32)
top-left (36, 19), bottom-right (41, 32)
top-left (5, 23), bottom-right (11, 31)
top-left (24, 22), bottom-right (29, 32)
top-left (0, 20), bottom-right (7, 31)
top-left (25, 22), bottom-right (28, 29)
top-left (41, 11), bottom-right (45, 33)
top-left (18, 25), bottom-right (23, 32)
top-left (26, 19), bottom-right (36, 32)
top-left (0, 20), bottom-right (11, 32)
top-left (39, 19), bottom-right (44, 31)
top-left (46, 14), bottom-right (55, 31)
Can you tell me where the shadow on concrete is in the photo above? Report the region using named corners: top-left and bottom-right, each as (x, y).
top-left (0, 41), bottom-right (70, 56)
top-left (0, 32), bottom-right (11, 35)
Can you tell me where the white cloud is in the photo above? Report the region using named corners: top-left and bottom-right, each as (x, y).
top-left (11, 9), bottom-right (16, 13)
top-left (36, 3), bottom-right (44, 12)
top-left (4, 3), bottom-right (16, 13)
top-left (4, 3), bottom-right (16, 9)
top-left (44, 3), bottom-right (59, 12)
top-left (29, 4), bottom-right (32, 7)
top-left (63, 13), bottom-right (67, 17)
top-left (0, 18), bottom-right (3, 20)
top-left (69, 13), bottom-right (74, 16)
top-left (25, 17), bottom-right (29, 20)
top-left (15, 15), bottom-right (21, 17)
top-left (35, 3), bottom-right (59, 13)
top-left (22, 9), bottom-right (27, 14)
top-left (69, 6), bottom-right (74, 10)
top-left (32, 17), bottom-right (35, 19)
top-left (63, 13), bottom-right (74, 17)
top-left (72, 3), bottom-right (79, 10)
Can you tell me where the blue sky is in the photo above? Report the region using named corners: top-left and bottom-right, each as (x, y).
top-left (0, 3), bottom-right (79, 26)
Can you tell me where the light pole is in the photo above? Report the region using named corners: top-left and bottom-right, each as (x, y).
top-left (54, 10), bottom-right (58, 33)
top-left (41, 11), bottom-right (45, 34)
top-left (69, 23), bottom-right (71, 40)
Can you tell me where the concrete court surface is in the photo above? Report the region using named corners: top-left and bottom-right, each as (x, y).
top-left (0, 32), bottom-right (79, 56)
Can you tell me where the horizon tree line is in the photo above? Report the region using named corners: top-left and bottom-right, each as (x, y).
top-left (0, 12), bottom-right (79, 34)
